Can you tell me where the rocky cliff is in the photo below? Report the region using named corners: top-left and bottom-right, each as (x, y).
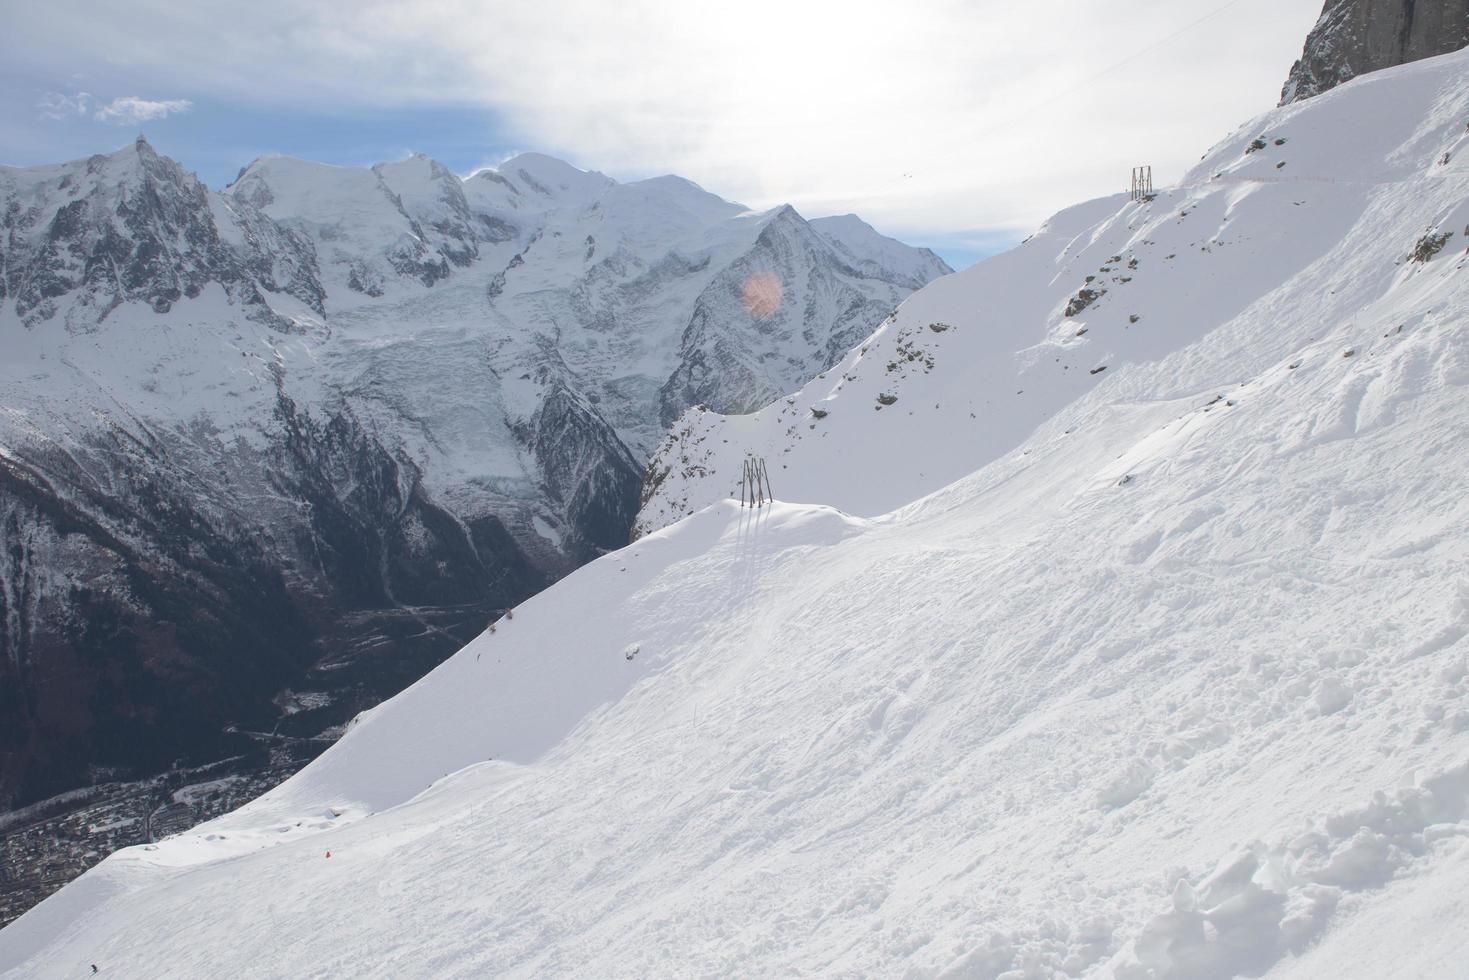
top-left (1281, 0), bottom-right (1469, 103)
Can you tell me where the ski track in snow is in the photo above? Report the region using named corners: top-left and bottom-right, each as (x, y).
top-left (4, 46), bottom-right (1469, 980)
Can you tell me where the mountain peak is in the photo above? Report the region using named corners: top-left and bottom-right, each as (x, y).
top-left (766, 202), bottom-right (804, 224)
top-left (808, 213), bottom-right (954, 283)
top-left (493, 153), bottom-right (615, 201)
top-left (373, 152), bottom-right (457, 185)
top-left (65, 136), bottom-right (188, 191)
top-left (84, 135), bottom-right (158, 167)
top-left (496, 151), bottom-right (594, 174)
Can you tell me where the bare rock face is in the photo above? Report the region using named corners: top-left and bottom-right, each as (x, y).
top-left (0, 137), bottom-right (322, 333)
top-left (1281, 0), bottom-right (1469, 104)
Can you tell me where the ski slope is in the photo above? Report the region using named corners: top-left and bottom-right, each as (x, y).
top-left (2, 48), bottom-right (1468, 980)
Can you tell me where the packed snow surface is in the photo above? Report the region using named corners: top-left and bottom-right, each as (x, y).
top-left (4, 49), bottom-right (1469, 979)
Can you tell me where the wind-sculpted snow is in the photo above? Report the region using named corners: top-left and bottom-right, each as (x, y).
top-left (3, 47), bottom-right (1467, 979)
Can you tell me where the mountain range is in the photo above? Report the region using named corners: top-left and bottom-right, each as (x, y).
top-left (0, 143), bottom-right (947, 809)
top-left (4, 1), bottom-right (1469, 973)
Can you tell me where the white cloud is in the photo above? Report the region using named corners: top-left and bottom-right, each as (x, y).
top-left (11, 0), bottom-right (1325, 236)
top-left (36, 91), bottom-right (193, 126)
top-left (93, 96), bottom-right (193, 125)
top-left (37, 91), bottom-right (91, 120)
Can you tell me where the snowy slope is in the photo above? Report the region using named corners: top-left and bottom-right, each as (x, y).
top-left (4, 49), bottom-right (1468, 980)
top-left (636, 47), bottom-right (1469, 536)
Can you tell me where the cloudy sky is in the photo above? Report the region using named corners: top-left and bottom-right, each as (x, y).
top-left (2, 0), bottom-right (1323, 267)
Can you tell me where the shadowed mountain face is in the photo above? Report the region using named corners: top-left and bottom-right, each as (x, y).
top-left (1281, 0), bottom-right (1469, 103)
top-left (0, 140), bottom-right (948, 809)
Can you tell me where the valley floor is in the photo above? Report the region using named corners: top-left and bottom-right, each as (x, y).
top-left (0, 747), bottom-right (322, 927)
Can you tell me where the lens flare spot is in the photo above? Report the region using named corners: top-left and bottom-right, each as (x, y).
top-left (742, 272), bottom-right (784, 320)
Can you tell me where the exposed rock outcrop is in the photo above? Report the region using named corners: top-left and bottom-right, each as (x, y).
top-left (1281, 0), bottom-right (1469, 104)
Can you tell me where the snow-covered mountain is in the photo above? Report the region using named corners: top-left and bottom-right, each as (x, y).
top-left (0, 141), bottom-right (947, 809)
top-left (4, 37), bottom-right (1466, 980)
